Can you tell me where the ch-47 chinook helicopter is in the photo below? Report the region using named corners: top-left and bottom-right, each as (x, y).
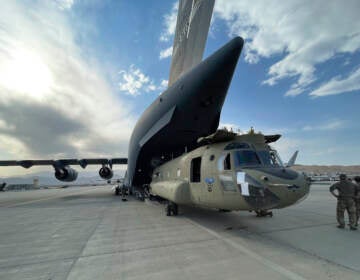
top-left (149, 128), bottom-right (309, 216)
top-left (0, 0), bottom-right (310, 216)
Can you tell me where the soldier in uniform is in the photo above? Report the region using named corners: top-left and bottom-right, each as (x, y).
top-left (329, 174), bottom-right (357, 230)
top-left (353, 176), bottom-right (360, 226)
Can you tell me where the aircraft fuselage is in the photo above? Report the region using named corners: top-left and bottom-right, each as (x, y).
top-left (125, 37), bottom-right (244, 187)
top-left (149, 131), bottom-right (310, 212)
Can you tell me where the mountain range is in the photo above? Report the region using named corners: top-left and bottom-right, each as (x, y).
top-left (292, 165), bottom-right (360, 175)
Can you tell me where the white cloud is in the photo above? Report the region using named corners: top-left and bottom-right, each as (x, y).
top-left (221, 119), bottom-right (344, 137)
top-left (159, 46), bottom-right (173, 59)
top-left (55, 0), bottom-right (74, 10)
top-left (219, 120), bottom-right (356, 164)
top-left (0, 119), bottom-right (15, 131)
top-left (302, 120), bottom-right (345, 131)
top-left (160, 1), bottom-right (178, 42)
top-left (271, 138), bottom-right (301, 162)
top-left (160, 79), bottom-right (168, 89)
top-left (309, 67), bottom-right (360, 97)
top-left (219, 123), bottom-right (243, 133)
top-left (214, 0), bottom-right (360, 96)
top-left (118, 65), bottom-right (166, 96)
top-left (159, 1), bottom-right (178, 60)
top-left (0, 1), bottom-right (133, 173)
top-left (220, 122), bottom-right (292, 135)
top-left (0, 48), bottom-right (54, 101)
top-left (271, 137), bottom-right (340, 164)
top-left (219, 119), bottom-right (358, 165)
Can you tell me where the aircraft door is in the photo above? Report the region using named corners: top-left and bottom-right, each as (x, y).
top-left (190, 156), bottom-right (203, 203)
top-left (190, 157), bottom-right (201, 183)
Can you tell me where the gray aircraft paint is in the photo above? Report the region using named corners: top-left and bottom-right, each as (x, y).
top-left (169, 0), bottom-right (215, 86)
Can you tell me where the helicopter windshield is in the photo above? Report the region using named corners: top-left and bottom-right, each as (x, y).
top-left (234, 150), bottom-right (261, 167)
top-left (257, 150), bottom-right (284, 167)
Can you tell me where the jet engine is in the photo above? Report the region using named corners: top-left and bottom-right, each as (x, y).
top-left (55, 166), bottom-right (78, 182)
top-left (99, 166), bottom-right (113, 180)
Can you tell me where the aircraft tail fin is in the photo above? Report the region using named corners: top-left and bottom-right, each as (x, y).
top-left (168, 0), bottom-right (215, 86)
top-left (286, 151), bottom-right (298, 167)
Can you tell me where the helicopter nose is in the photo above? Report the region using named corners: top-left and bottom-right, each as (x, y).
top-left (261, 172), bottom-right (310, 208)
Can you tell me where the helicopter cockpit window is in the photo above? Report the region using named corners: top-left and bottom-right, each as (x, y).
top-left (224, 142), bottom-right (250, 150)
top-left (257, 150), bottom-right (284, 167)
top-left (234, 150), bottom-right (261, 167)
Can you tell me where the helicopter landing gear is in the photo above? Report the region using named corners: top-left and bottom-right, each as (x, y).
top-left (219, 209), bottom-right (232, 212)
top-left (255, 210), bottom-right (273, 217)
top-left (121, 186), bottom-right (129, 201)
top-left (114, 185), bottom-right (128, 201)
top-left (165, 201), bottom-right (178, 216)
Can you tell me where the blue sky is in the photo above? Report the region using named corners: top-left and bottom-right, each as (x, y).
top-left (0, 0), bottom-right (359, 176)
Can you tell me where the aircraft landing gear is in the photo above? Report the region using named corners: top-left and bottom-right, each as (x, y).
top-left (219, 209), bottom-right (231, 212)
top-left (121, 187), bottom-right (128, 201)
top-left (114, 185), bottom-right (128, 201)
top-left (135, 191), bottom-right (145, 201)
top-left (255, 210), bottom-right (273, 217)
top-left (165, 202), bottom-right (178, 216)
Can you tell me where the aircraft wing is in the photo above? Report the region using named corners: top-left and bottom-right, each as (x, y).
top-left (0, 158), bottom-right (127, 169)
top-left (0, 158), bottom-right (127, 182)
top-left (168, 0), bottom-right (215, 86)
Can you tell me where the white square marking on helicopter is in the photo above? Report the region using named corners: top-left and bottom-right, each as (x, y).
top-left (237, 172), bottom-right (249, 196)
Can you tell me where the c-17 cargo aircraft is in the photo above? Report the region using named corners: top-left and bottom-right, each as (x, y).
top-left (0, 0), bottom-right (310, 216)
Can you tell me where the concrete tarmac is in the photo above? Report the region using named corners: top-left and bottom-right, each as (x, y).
top-left (0, 184), bottom-right (359, 280)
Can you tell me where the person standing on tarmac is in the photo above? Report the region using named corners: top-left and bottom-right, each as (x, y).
top-left (329, 174), bottom-right (357, 230)
top-left (353, 176), bottom-right (360, 227)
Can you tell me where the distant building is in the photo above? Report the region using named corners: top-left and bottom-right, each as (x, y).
top-left (5, 184), bottom-right (35, 191)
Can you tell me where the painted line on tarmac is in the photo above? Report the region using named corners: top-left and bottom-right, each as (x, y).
top-left (186, 218), bottom-right (307, 280)
top-left (3, 187), bottom-right (102, 208)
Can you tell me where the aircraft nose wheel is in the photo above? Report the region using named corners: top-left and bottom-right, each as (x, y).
top-left (165, 202), bottom-right (178, 216)
top-left (255, 210), bottom-right (273, 217)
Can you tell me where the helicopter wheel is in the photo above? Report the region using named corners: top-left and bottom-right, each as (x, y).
top-left (166, 204), bottom-right (171, 216)
top-left (255, 210), bottom-right (273, 217)
top-left (172, 203), bottom-right (178, 216)
top-left (165, 202), bottom-right (178, 216)
top-left (219, 209), bottom-right (231, 212)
